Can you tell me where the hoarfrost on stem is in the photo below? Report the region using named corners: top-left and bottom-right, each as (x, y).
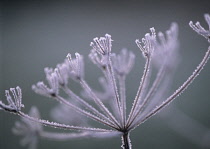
top-left (0, 13), bottom-right (210, 149)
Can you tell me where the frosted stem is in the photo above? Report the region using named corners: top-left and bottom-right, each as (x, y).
top-left (18, 111), bottom-right (113, 132)
top-left (121, 132), bottom-right (132, 149)
top-left (130, 46), bottom-right (210, 130)
top-left (127, 57), bottom-right (151, 127)
top-left (40, 131), bottom-right (121, 141)
top-left (40, 131), bottom-right (90, 141)
top-left (80, 79), bottom-right (121, 129)
top-left (127, 65), bottom-right (166, 128)
top-left (107, 58), bottom-right (123, 126)
top-left (119, 76), bottom-right (126, 128)
top-left (62, 86), bottom-right (117, 127)
top-left (54, 95), bottom-right (118, 129)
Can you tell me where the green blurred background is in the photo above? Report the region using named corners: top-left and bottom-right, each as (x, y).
top-left (0, 0), bottom-right (210, 149)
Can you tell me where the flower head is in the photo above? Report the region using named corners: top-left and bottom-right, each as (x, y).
top-left (112, 49), bottom-right (135, 77)
top-left (12, 106), bottom-right (42, 149)
top-left (89, 49), bottom-right (108, 69)
top-left (66, 52), bottom-right (84, 80)
top-left (136, 27), bottom-right (156, 57)
top-left (1, 14), bottom-right (210, 149)
top-left (189, 13), bottom-right (210, 42)
top-left (90, 34), bottom-right (112, 55)
top-left (32, 68), bottom-right (59, 97)
top-left (55, 59), bottom-right (71, 86)
top-left (153, 22), bottom-right (179, 71)
top-left (0, 86), bottom-right (24, 112)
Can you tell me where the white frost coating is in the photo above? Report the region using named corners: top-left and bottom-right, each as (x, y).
top-left (127, 54), bottom-right (151, 127)
top-left (63, 86), bottom-right (116, 127)
top-left (54, 95), bottom-right (118, 129)
top-left (0, 86), bottom-right (24, 112)
top-left (127, 29), bottom-right (158, 126)
top-left (80, 79), bottom-right (121, 129)
top-left (128, 66), bottom-right (166, 128)
top-left (66, 53), bottom-right (84, 80)
top-left (40, 131), bottom-right (121, 141)
top-left (40, 132), bottom-right (90, 141)
top-left (91, 34), bottom-right (112, 55)
top-left (135, 28), bottom-right (156, 58)
top-left (128, 23), bottom-right (180, 127)
top-left (81, 77), bottom-right (114, 101)
top-left (32, 68), bottom-right (60, 97)
top-left (131, 46), bottom-right (210, 130)
top-left (111, 48), bottom-right (136, 126)
top-left (18, 111), bottom-right (114, 132)
top-left (1, 15), bottom-right (210, 149)
top-left (189, 14), bottom-right (210, 42)
top-left (54, 62), bottom-right (69, 87)
top-left (89, 49), bottom-right (108, 69)
top-left (90, 34), bottom-right (123, 127)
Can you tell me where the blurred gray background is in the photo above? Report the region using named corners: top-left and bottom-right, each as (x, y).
top-left (0, 0), bottom-right (210, 149)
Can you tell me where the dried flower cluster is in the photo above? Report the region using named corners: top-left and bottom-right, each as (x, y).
top-left (0, 14), bottom-right (210, 149)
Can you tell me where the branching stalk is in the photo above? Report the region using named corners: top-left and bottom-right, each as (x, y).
top-left (107, 59), bottom-right (124, 127)
top-left (80, 79), bottom-right (121, 128)
top-left (62, 86), bottom-right (117, 127)
top-left (130, 46), bottom-right (210, 130)
top-left (127, 56), bottom-right (151, 127)
top-left (18, 111), bottom-right (113, 132)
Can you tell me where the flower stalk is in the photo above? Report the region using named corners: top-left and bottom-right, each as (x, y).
top-left (121, 132), bottom-right (132, 149)
top-left (0, 13), bottom-right (210, 149)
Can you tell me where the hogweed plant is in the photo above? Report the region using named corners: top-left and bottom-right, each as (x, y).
top-left (1, 14), bottom-right (210, 149)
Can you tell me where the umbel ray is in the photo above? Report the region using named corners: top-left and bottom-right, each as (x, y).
top-left (0, 14), bottom-right (210, 149)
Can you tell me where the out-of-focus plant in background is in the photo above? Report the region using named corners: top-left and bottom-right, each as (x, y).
top-left (0, 1), bottom-right (210, 149)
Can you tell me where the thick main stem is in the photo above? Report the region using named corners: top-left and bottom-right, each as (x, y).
top-left (121, 132), bottom-right (132, 149)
